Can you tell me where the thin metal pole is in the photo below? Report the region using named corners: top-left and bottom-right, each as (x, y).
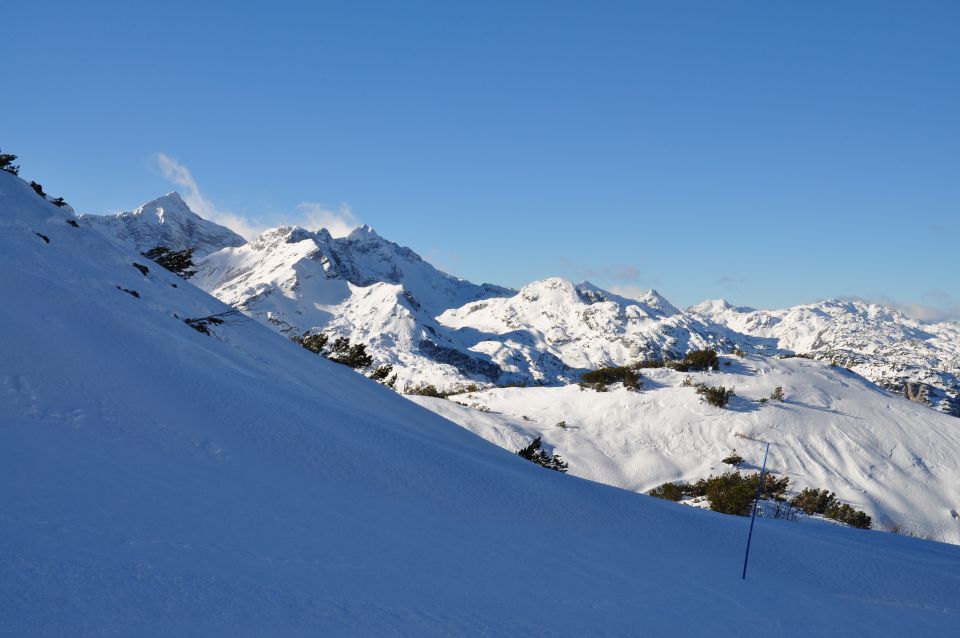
top-left (742, 442), bottom-right (770, 580)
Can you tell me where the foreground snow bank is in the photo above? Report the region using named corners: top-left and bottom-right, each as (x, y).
top-left (2, 170), bottom-right (959, 636)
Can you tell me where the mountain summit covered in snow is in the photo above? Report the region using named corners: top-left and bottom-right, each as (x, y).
top-left (81, 192), bottom-right (246, 257)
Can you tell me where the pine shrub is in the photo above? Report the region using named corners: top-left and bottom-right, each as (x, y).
top-left (825, 504), bottom-right (872, 529)
top-left (330, 342), bottom-right (373, 369)
top-left (369, 364), bottom-right (393, 381)
top-left (516, 436), bottom-right (568, 473)
top-left (580, 366), bottom-right (641, 391)
top-left (791, 488), bottom-right (838, 514)
top-left (406, 384), bottom-right (446, 398)
top-left (0, 149), bottom-right (19, 175)
top-left (632, 359), bottom-right (666, 369)
top-left (295, 332), bottom-right (328, 354)
top-left (696, 383), bottom-right (734, 408)
top-left (722, 452), bottom-right (744, 468)
top-left (684, 349), bottom-right (720, 371)
top-left (648, 482), bottom-right (685, 501)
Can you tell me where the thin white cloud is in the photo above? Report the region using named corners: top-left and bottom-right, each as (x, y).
top-left (154, 153), bottom-right (361, 240)
top-left (607, 284), bottom-right (652, 300)
top-left (558, 258), bottom-right (643, 283)
top-left (154, 153), bottom-right (262, 240)
top-left (842, 294), bottom-right (960, 323)
top-left (292, 202), bottom-right (359, 238)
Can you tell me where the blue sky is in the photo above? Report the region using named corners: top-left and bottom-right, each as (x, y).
top-left (5, 1), bottom-right (958, 317)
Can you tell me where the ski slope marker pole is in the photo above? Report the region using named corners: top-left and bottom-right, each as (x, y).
top-left (741, 442), bottom-right (770, 580)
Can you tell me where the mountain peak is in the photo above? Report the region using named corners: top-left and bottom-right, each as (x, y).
top-left (346, 224), bottom-right (379, 240)
top-left (132, 192), bottom-right (190, 219)
top-left (83, 192), bottom-right (246, 257)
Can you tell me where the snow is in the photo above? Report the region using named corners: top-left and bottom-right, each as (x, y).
top-left (411, 354), bottom-right (960, 544)
top-left (437, 277), bottom-right (737, 376)
top-left (691, 299), bottom-right (960, 415)
top-left (3, 168), bottom-right (960, 635)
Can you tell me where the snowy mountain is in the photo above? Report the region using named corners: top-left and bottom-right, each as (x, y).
top-left (9, 166), bottom-right (960, 635)
top-left (82, 191), bottom-right (246, 256)
top-left (186, 223), bottom-right (749, 390)
top-left (84, 195), bottom-right (960, 414)
top-left (436, 277), bottom-right (740, 381)
top-left (413, 353), bottom-right (960, 544)
top-left (690, 299), bottom-right (960, 416)
top-left (191, 223), bottom-right (515, 389)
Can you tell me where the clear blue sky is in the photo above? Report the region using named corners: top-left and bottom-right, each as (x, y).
top-left (4, 1), bottom-right (958, 317)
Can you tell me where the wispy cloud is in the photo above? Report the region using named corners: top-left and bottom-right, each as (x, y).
top-left (607, 284), bottom-right (653, 300)
top-left (715, 275), bottom-right (746, 291)
top-left (154, 153), bottom-right (262, 240)
top-left (292, 202), bottom-right (359, 238)
top-left (843, 292), bottom-right (960, 323)
top-left (154, 153), bottom-right (361, 239)
top-left (559, 258), bottom-right (643, 283)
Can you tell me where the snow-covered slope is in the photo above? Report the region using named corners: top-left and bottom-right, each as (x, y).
top-left (4, 169), bottom-right (960, 635)
top-left (82, 191), bottom-right (246, 256)
top-left (691, 299), bottom-right (960, 416)
top-left (413, 353), bottom-right (960, 544)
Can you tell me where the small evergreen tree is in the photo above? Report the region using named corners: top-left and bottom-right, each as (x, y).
top-left (330, 342), bottom-right (373, 369)
top-left (706, 475), bottom-right (755, 515)
top-left (696, 383), bottom-right (734, 408)
top-left (51, 197), bottom-right (69, 208)
top-left (771, 386), bottom-right (785, 401)
top-left (632, 359), bottom-right (666, 369)
top-left (648, 482), bottom-right (686, 501)
top-left (405, 384), bottom-right (447, 398)
top-left (824, 503), bottom-right (872, 529)
top-left (369, 364), bottom-right (393, 381)
top-left (30, 181), bottom-right (46, 198)
top-left (722, 451), bottom-right (744, 468)
top-left (669, 349), bottom-right (720, 372)
top-left (516, 436), bottom-right (568, 473)
top-left (791, 488), bottom-right (838, 514)
top-left (296, 332), bottom-right (328, 354)
top-left (0, 149), bottom-right (19, 175)
top-left (580, 366), bottom-right (641, 391)
top-left (330, 336), bottom-right (350, 354)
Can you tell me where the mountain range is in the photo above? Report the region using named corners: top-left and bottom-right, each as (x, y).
top-left (84, 192), bottom-right (960, 417)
